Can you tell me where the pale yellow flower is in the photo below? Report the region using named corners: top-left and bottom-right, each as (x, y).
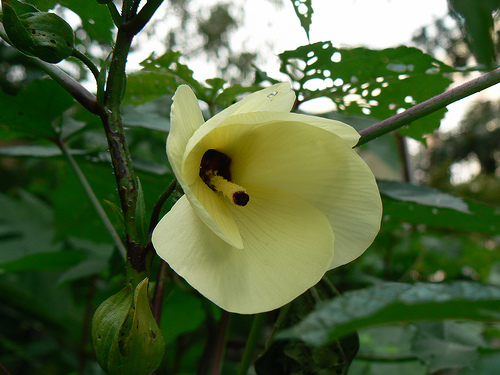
top-left (152, 83), bottom-right (382, 314)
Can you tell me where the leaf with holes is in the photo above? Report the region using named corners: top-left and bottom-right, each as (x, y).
top-left (290, 0), bottom-right (313, 39)
top-left (280, 42), bottom-right (456, 141)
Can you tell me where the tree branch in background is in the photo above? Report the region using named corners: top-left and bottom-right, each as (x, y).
top-left (356, 67), bottom-right (500, 146)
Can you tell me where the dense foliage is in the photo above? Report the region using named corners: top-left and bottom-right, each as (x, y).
top-left (0, 1), bottom-right (499, 374)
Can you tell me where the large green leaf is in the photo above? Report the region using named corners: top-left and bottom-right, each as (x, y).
top-left (382, 194), bottom-right (500, 235)
top-left (0, 79), bottom-right (74, 139)
top-left (160, 286), bottom-right (206, 345)
top-left (57, 237), bottom-right (114, 284)
top-left (280, 43), bottom-right (455, 141)
top-left (0, 191), bottom-right (58, 263)
top-left (51, 159), bottom-right (119, 243)
top-left (449, 0), bottom-right (500, 68)
top-left (411, 321), bottom-right (487, 373)
top-left (350, 326), bottom-right (426, 375)
top-left (378, 180), bottom-right (471, 214)
top-left (278, 282), bottom-right (500, 347)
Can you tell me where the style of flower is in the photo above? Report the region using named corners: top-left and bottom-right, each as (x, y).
top-left (152, 82), bottom-right (382, 314)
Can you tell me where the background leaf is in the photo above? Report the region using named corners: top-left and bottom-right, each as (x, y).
top-left (0, 79), bottom-right (74, 139)
top-left (449, 0), bottom-right (500, 68)
top-left (280, 43), bottom-right (455, 141)
top-left (411, 321), bottom-right (487, 372)
top-left (278, 282), bottom-right (500, 347)
top-left (378, 180), bottom-right (471, 213)
top-left (290, 0), bottom-right (313, 40)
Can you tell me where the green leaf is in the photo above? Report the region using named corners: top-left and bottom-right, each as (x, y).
top-left (122, 102), bottom-right (170, 132)
top-left (51, 160), bottom-right (119, 243)
top-left (449, 0), bottom-right (500, 68)
top-left (256, 283), bottom-right (359, 375)
top-left (278, 282), bottom-right (500, 347)
top-left (290, 0), bottom-right (313, 39)
top-left (124, 72), bottom-right (176, 105)
top-left (459, 350), bottom-right (500, 375)
top-left (160, 286), bottom-right (205, 345)
top-left (378, 180), bottom-right (471, 214)
top-left (382, 195), bottom-right (500, 235)
top-left (31, 0), bottom-right (115, 43)
top-left (350, 325), bottom-right (425, 375)
top-left (280, 43), bottom-right (455, 141)
top-left (0, 191), bottom-right (57, 263)
top-left (411, 321), bottom-right (487, 373)
top-left (57, 238), bottom-right (114, 284)
top-left (0, 79), bottom-right (75, 139)
top-left (0, 249), bottom-right (85, 273)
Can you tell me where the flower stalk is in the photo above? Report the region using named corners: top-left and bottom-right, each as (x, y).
top-left (100, 0), bottom-right (165, 273)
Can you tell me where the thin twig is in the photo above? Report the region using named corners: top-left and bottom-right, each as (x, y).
top-left (57, 139), bottom-right (127, 259)
top-left (149, 178), bottom-right (177, 235)
top-left (0, 363), bottom-right (12, 375)
top-left (356, 67), bottom-right (500, 146)
top-left (77, 276), bottom-right (98, 375)
top-left (151, 259), bottom-right (172, 325)
top-left (210, 311), bottom-right (231, 375)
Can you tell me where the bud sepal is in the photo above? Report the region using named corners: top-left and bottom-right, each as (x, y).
top-left (92, 278), bottom-right (165, 375)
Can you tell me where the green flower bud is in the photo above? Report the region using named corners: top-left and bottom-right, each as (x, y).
top-left (2, 0), bottom-right (75, 63)
top-left (92, 278), bottom-right (165, 375)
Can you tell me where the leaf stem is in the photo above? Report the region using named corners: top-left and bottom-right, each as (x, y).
top-left (57, 139), bottom-right (127, 259)
top-left (237, 313), bottom-right (268, 375)
top-left (71, 49), bottom-right (100, 82)
top-left (356, 67), bottom-right (500, 146)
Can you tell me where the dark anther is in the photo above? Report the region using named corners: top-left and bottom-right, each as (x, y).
top-left (199, 149), bottom-right (232, 190)
top-left (233, 191), bottom-right (249, 206)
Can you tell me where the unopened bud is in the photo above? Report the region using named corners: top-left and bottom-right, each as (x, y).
top-left (92, 278), bottom-right (165, 375)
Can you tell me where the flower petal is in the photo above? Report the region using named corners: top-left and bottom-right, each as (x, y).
top-left (152, 185), bottom-right (335, 314)
top-left (211, 82), bottom-right (295, 122)
top-left (167, 85), bottom-right (205, 184)
top-left (185, 178), bottom-right (243, 249)
top-left (182, 112), bottom-right (381, 268)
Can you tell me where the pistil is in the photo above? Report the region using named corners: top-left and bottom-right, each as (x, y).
top-left (209, 174), bottom-right (249, 206)
top-left (199, 149), bottom-right (249, 207)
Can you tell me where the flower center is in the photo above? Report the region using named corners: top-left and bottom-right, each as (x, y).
top-left (199, 149), bottom-right (249, 206)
